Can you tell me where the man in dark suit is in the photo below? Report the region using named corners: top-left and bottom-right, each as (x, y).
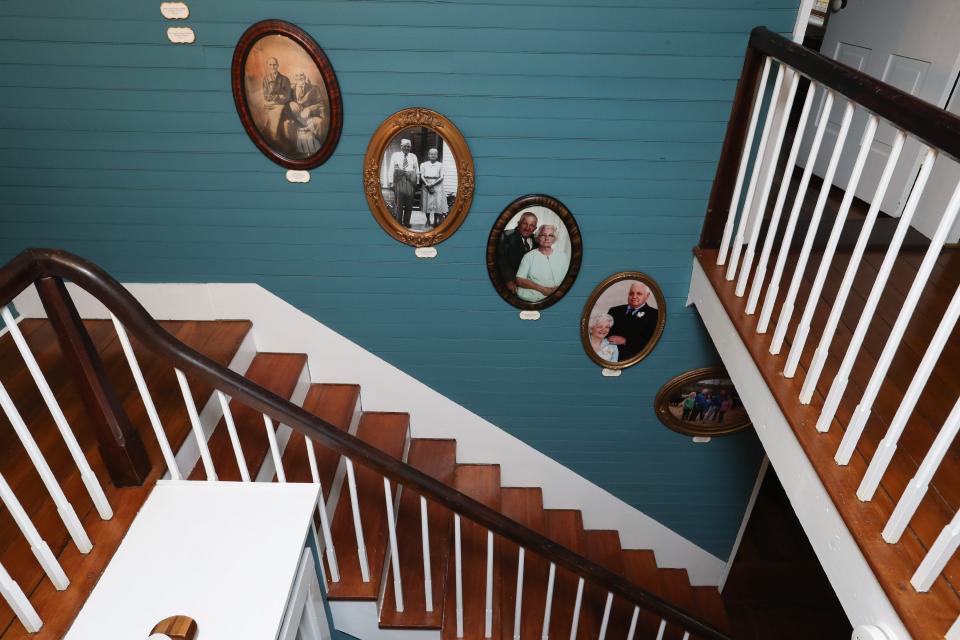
top-left (607, 281), bottom-right (659, 361)
top-left (497, 212), bottom-right (539, 293)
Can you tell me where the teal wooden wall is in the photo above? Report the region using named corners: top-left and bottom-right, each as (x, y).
top-left (0, 0), bottom-right (797, 558)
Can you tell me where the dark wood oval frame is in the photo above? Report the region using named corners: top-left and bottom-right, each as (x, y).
top-left (485, 194), bottom-right (583, 311)
top-left (231, 20), bottom-right (343, 170)
top-left (363, 108), bottom-right (475, 247)
top-left (654, 366), bottom-right (752, 437)
top-left (580, 271), bottom-right (667, 370)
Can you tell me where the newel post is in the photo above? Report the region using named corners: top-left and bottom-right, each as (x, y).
top-left (36, 276), bottom-right (151, 486)
top-left (699, 42), bottom-right (767, 249)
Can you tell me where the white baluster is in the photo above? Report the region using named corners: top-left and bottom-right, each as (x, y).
top-left (513, 547), bottom-right (525, 640)
top-left (655, 619), bottom-right (667, 640)
top-left (541, 562), bottom-right (556, 640)
top-left (736, 69), bottom-right (801, 297)
top-left (757, 89), bottom-right (836, 333)
top-left (216, 392), bottom-right (249, 482)
top-left (598, 591), bottom-right (613, 640)
top-left (784, 113), bottom-right (879, 378)
top-left (263, 415), bottom-right (285, 482)
top-left (885, 397), bottom-right (960, 543)
top-left (345, 459), bottom-right (370, 582)
top-left (836, 175), bottom-right (960, 465)
top-left (0, 472), bottom-right (68, 590)
top-left (718, 56), bottom-right (773, 266)
top-left (420, 496), bottom-right (433, 612)
top-left (800, 130), bottom-right (907, 404)
top-left (859, 284), bottom-right (960, 501)
top-left (816, 147), bottom-right (937, 433)
top-left (485, 530), bottom-right (494, 638)
top-left (912, 509), bottom-right (960, 592)
top-left (568, 577), bottom-right (585, 640)
top-left (727, 64), bottom-right (787, 281)
top-left (110, 312), bottom-right (180, 483)
top-left (626, 606), bottom-right (639, 640)
top-left (770, 98), bottom-right (856, 354)
top-left (682, 633), bottom-right (690, 640)
top-left (174, 369), bottom-right (216, 480)
top-left (0, 380), bottom-right (91, 553)
top-left (384, 478), bottom-right (403, 613)
top-left (0, 562), bottom-right (41, 633)
top-left (746, 80), bottom-right (817, 313)
top-left (304, 438), bottom-right (339, 582)
top-left (3, 306), bottom-right (112, 518)
top-left (455, 514), bottom-right (464, 638)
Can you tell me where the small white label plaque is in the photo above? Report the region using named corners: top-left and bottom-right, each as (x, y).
top-left (166, 26), bottom-right (195, 44)
top-left (519, 310), bottom-right (540, 321)
top-left (285, 170), bottom-right (310, 183)
top-left (160, 2), bottom-right (190, 19)
top-left (414, 247), bottom-right (438, 259)
top-left (692, 436), bottom-right (712, 444)
top-left (601, 368), bottom-right (621, 377)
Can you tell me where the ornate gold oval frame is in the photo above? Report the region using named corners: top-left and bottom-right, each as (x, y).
top-left (579, 271), bottom-right (666, 370)
top-left (654, 366), bottom-right (752, 437)
top-left (363, 108), bottom-right (475, 247)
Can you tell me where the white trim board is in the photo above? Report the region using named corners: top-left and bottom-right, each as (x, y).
top-left (687, 258), bottom-right (909, 637)
top-left (14, 281), bottom-right (725, 585)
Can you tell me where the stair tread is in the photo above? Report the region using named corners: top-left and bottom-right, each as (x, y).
top-left (542, 509), bottom-right (586, 640)
top-left (278, 383), bottom-right (359, 488)
top-left (326, 412), bottom-right (409, 600)
top-left (499, 487), bottom-right (547, 640)
top-left (188, 352), bottom-right (307, 481)
top-left (380, 438), bottom-right (457, 629)
top-left (621, 549), bottom-right (665, 637)
top-left (580, 530), bottom-right (630, 639)
top-left (0, 319), bottom-right (250, 636)
top-left (660, 568), bottom-right (695, 640)
top-left (690, 586), bottom-right (732, 636)
top-left (441, 464), bottom-right (502, 639)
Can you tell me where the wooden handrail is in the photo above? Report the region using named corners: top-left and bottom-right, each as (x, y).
top-left (702, 26), bottom-right (960, 249)
top-left (0, 248), bottom-right (731, 639)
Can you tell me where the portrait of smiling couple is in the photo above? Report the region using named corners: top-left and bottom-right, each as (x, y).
top-left (582, 273), bottom-right (666, 369)
top-left (487, 195), bottom-right (583, 311)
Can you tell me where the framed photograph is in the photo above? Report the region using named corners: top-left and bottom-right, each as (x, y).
top-left (580, 272), bottom-right (666, 369)
top-left (363, 108), bottom-right (475, 247)
top-left (231, 20), bottom-right (343, 170)
top-left (654, 367), bottom-right (751, 437)
top-left (485, 194), bottom-right (583, 311)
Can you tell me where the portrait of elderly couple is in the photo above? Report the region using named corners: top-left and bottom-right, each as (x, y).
top-left (237, 27), bottom-right (339, 165)
top-left (379, 127), bottom-right (458, 232)
top-left (581, 273), bottom-right (666, 369)
top-left (486, 195), bottom-right (583, 310)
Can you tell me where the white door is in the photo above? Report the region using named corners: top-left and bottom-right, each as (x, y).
top-left (800, 0), bottom-right (960, 238)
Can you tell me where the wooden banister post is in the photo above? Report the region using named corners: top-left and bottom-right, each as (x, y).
top-left (699, 42), bottom-right (766, 248)
top-left (36, 276), bottom-right (151, 487)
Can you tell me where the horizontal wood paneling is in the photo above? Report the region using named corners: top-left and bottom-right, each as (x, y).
top-left (0, 0), bottom-right (795, 557)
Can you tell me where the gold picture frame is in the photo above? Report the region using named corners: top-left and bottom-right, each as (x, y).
top-left (362, 108), bottom-right (475, 247)
top-left (580, 271), bottom-right (666, 370)
top-left (654, 366), bottom-right (752, 437)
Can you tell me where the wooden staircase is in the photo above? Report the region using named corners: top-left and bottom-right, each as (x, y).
top-left (0, 316), bottom-right (731, 638)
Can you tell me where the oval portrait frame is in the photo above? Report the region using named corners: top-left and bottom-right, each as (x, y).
top-left (580, 271), bottom-right (667, 370)
top-left (485, 194), bottom-right (583, 311)
top-left (363, 108), bottom-right (475, 247)
top-left (654, 366), bottom-right (752, 437)
top-left (231, 19), bottom-right (343, 170)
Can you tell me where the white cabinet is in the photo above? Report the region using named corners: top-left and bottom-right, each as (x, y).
top-left (65, 481), bottom-right (328, 640)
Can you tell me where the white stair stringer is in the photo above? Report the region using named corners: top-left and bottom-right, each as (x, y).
top-left (687, 257), bottom-right (910, 639)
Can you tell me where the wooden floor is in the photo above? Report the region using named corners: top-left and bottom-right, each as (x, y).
top-left (0, 316), bottom-right (736, 639)
top-left (696, 239), bottom-right (960, 639)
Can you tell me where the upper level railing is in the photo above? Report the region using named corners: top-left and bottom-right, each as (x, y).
top-left (0, 247), bottom-right (731, 639)
top-left (700, 26), bottom-right (960, 602)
